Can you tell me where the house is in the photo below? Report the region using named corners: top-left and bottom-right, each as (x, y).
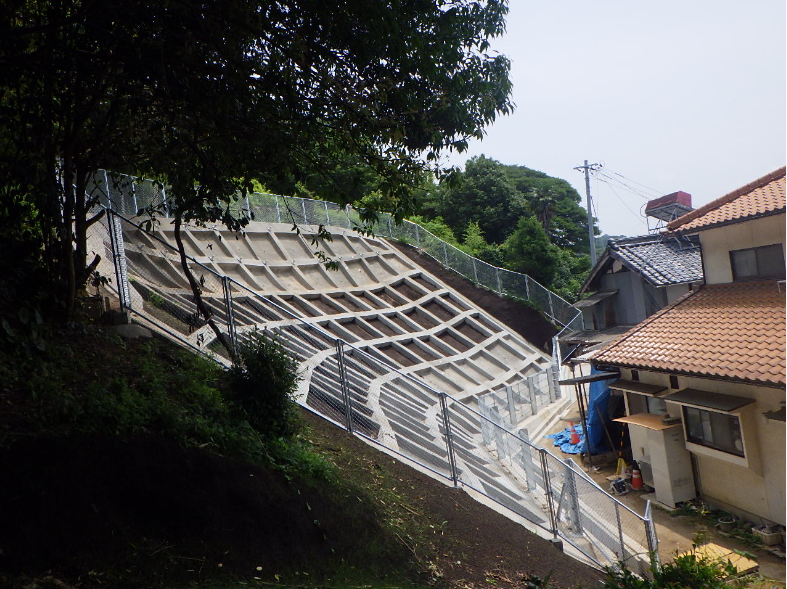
top-left (591, 167), bottom-right (785, 523)
top-left (561, 205), bottom-right (704, 358)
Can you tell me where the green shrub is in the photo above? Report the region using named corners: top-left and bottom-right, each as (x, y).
top-left (600, 549), bottom-right (741, 589)
top-left (227, 330), bottom-right (301, 439)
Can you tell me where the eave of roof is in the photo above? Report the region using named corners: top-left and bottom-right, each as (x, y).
top-left (590, 281), bottom-right (786, 387)
top-left (667, 167), bottom-right (786, 234)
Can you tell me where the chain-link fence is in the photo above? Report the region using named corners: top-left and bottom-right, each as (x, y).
top-left (94, 171), bottom-right (581, 339)
top-left (88, 205), bottom-right (658, 574)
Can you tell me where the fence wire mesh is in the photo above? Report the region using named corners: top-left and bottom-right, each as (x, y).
top-left (92, 179), bottom-right (658, 575)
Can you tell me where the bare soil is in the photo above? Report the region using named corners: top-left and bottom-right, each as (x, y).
top-left (388, 241), bottom-right (558, 353)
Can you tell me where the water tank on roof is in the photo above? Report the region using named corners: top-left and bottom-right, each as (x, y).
top-left (645, 191), bottom-right (693, 222)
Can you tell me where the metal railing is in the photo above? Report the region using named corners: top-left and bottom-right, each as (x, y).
top-left (90, 171), bottom-right (582, 340)
top-left (88, 203), bottom-right (658, 575)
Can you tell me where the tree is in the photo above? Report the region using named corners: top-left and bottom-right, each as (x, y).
top-left (436, 155), bottom-right (526, 244)
top-left (1, 0), bottom-right (513, 337)
top-left (501, 164), bottom-right (597, 253)
top-left (503, 216), bottom-right (559, 286)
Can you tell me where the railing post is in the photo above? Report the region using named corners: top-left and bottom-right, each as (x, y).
top-left (161, 185), bottom-right (169, 217)
top-left (107, 211), bottom-right (132, 310)
top-left (539, 450), bottom-right (559, 538)
top-left (336, 340), bottom-right (354, 433)
top-left (519, 429), bottom-right (536, 492)
top-left (505, 384), bottom-right (517, 425)
top-left (222, 276), bottom-right (238, 358)
top-left (131, 179), bottom-right (138, 216)
top-left (438, 392), bottom-right (459, 487)
top-left (103, 169), bottom-right (113, 210)
top-left (614, 502), bottom-right (626, 561)
top-left (645, 500), bottom-right (661, 570)
top-left (563, 459), bottom-right (583, 533)
top-left (547, 367), bottom-right (557, 403)
top-left (527, 375), bottom-right (538, 415)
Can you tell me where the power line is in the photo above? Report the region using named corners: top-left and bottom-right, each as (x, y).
top-left (601, 167), bottom-right (663, 197)
top-left (596, 177), bottom-right (649, 231)
top-left (594, 169), bottom-right (655, 201)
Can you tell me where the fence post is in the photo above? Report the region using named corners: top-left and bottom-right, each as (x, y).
top-left (644, 500), bottom-right (660, 570)
top-left (161, 185), bottom-right (169, 217)
top-left (335, 340), bottom-right (354, 433)
top-left (245, 194), bottom-right (251, 219)
top-left (539, 450), bottom-right (559, 538)
top-left (496, 267), bottom-right (502, 294)
top-left (442, 241), bottom-right (448, 265)
top-left (107, 211), bottom-right (132, 310)
top-left (562, 460), bottom-right (584, 533)
top-left (301, 199), bottom-right (308, 224)
top-left (131, 179), bottom-right (138, 216)
top-left (525, 275), bottom-right (531, 301)
top-left (548, 292), bottom-right (556, 321)
top-left (614, 502), bottom-right (626, 562)
top-left (472, 258), bottom-right (478, 283)
top-left (222, 276), bottom-right (238, 358)
top-left (527, 375), bottom-right (538, 415)
top-left (547, 366), bottom-right (557, 403)
top-left (438, 392), bottom-right (459, 486)
top-left (387, 214), bottom-right (392, 238)
top-left (519, 429), bottom-right (536, 491)
top-left (505, 385), bottom-right (517, 425)
top-left (415, 224), bottom-right (421, 249)
top-left (324, 201), bottom-right (330, 225)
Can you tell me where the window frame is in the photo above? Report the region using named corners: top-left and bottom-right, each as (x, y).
top-left (729, 244), bottom-right (785, 281)
top-left (682, 405), bottom-right (745, 458)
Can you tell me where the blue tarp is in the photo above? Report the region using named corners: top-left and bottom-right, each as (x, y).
top-left (545, 423), bottom-right (586, 454)
top-left (586, 367), bottom-right (613, 455)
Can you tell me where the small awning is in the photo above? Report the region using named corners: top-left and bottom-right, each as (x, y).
top-left (573, 290), bottom-right (618, 309)
top-left (614, 412), bottom-right (679, 431)
top-left (763, 406), bottom-right (786, 422)
top-left (663, 388), bottom-right (755, 413)
top-left (609, 379), bottom-right (667, 397)
top-left (558, 371), bottom-right (619, 386)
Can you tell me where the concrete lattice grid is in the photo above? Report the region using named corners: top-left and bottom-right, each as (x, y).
top-left (103, 217), bottom-right (653, 570)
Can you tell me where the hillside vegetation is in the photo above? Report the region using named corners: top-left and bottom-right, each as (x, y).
top-left (0, 319), bottom-right (603, 589)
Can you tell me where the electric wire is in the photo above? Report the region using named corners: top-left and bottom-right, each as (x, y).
top-left (596, 176), bottom-right (649, 231)
top-left (599, 167), bottom-right (663, 197)
top-left (594, 169), bottom-right (656, 201)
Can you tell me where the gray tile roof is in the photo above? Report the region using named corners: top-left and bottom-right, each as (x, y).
top-left (606, 234), bottom-right (703, 286)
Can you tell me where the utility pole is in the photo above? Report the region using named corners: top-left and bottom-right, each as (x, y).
top-left (574, 160), bottom-right (601, 266)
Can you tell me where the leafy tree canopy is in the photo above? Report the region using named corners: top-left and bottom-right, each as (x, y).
top-left (0, 0), bottom-right (513, 321)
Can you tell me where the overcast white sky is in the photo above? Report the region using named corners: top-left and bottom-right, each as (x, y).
top-left (443, 1), bottom-right (786, 238)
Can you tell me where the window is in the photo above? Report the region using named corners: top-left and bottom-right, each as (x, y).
top-left (631, 370), bottom-right (639, 382)
top-left (627, 393), bottom-right (667, 415)
top-left (730, 244), bottom-right (785, 281)
top-left (669, 375), bottom-right (679, 389)
top-left (683, 406), bottom-right (744, 457)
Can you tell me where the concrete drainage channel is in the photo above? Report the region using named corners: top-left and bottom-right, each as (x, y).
top-left (88, 183), bottom-right (658, 574)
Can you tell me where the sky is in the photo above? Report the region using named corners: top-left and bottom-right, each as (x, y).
top-left (442, 1), bottom-right (786, 238)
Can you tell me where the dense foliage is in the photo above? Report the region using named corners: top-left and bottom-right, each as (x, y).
top-left (415, 155), bottom-right (595, 301)
top-left (1, 0), bottom-right (513, 325)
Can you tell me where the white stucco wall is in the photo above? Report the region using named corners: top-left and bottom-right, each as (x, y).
top-left (619, 368), bottom-right (786, 525)
top-left (697, 214), bottom-right (785, 284)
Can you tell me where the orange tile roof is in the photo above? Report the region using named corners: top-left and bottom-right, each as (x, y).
top-left (667, 167), bottom-right (786, 233)
top-left (592, 281), bottom-right (786, 386)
